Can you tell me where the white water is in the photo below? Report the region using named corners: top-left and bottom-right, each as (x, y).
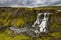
top-left (9, 27), bottom-right (28, 34)
top-left (32, 13), bottom-right (50, 32)
top-left (9, 12), bottom-right (50, 37)
top-left (32, 13), bottom-right (43, 27)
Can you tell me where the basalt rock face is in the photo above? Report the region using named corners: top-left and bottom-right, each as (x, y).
top-left (55, 13), bottom-right (61, 24)
top-left (0, 7), bottom-right (61, 40)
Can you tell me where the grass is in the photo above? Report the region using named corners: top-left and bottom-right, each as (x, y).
top-left (0, 7), bottom-right (61, 40)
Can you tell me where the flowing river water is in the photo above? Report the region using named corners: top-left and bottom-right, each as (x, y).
top-left (9, 12), bottom-right (51, 37)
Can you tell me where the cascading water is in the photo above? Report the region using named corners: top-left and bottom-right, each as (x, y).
top-left (9, 12), bottom-right (50, 37)
top-left (32, 13), bottom-right (43, 27)
top-left (32, 13), bottom-right (50, 33)
top-left (39, 13), bottom-right (50, 32)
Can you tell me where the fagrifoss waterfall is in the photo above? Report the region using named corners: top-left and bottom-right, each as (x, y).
top-left (9, 13), bottom-right (51, 37)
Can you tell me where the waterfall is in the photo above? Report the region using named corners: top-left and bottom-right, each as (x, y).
top-left (9, 12), bottom-right (50, 37)
top-left (32, 13), bottom-right (50, 32)
top-left (32, 13), bottom-right (43, 27)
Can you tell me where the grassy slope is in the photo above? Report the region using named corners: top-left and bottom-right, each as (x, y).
top-left (0, 6), bottom-right (61, 40)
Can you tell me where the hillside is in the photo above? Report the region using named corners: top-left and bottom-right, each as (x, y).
top-left (0, 6), bottom-right (61, 40)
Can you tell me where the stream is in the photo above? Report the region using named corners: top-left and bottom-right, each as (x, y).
top-left (9, 12), bottom-right (50, 37)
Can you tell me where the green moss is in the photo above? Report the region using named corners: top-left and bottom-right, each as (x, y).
top-left (51, 32), bottom-right (61, 38)
top-left (0, 32), bottom-right (29, 40)
top-left (0, 7), bottom-right (61, 40)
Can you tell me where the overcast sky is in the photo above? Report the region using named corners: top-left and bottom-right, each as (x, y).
top-left (0, 0), bottom-right (61, 7)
